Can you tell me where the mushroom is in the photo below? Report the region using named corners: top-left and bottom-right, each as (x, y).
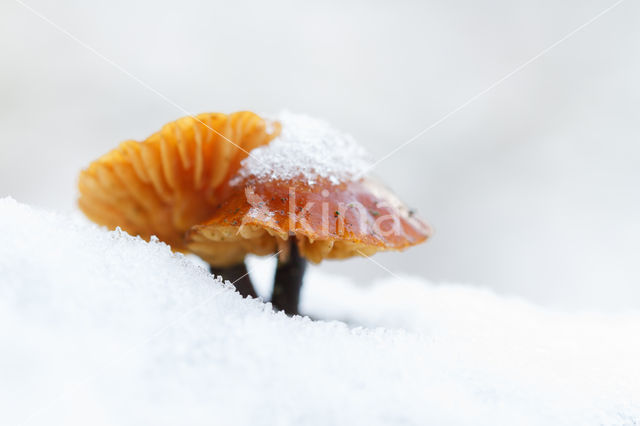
top-left (186, 112), bottom-right (432, 315)
top-left (77, 111), bottom-right (280, 296)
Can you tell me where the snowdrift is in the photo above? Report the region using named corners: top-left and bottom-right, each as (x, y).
top-left (1, 197), bottom-right (639, 425)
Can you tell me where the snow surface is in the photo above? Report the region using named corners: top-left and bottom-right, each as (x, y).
top-left (235, 111), bottom-right (371, 185)
top-left (1, 196), bottom-right (640, 426)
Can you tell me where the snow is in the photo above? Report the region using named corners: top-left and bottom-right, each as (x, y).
top-left (1, 196), bottom-right (640, 426)
top-left (235, 111), bottom-right (372, 185)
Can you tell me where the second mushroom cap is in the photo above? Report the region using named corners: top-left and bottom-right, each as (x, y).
top-left (186, 112), bottom-right (431, 266)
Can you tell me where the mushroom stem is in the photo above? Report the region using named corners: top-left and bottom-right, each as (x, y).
top-left (210, 262), bottom-right (257, 299)
top-left (271, 238), bottom-right (306, 315)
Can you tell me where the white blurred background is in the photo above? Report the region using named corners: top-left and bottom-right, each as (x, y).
top-left (1, 0), bottom-right (638, 310)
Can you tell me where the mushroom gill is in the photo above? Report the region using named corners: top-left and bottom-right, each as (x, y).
top-left (77, 111), bottom-right (280, 251)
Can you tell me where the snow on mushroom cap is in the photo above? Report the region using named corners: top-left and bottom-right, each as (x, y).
top-left (233, 111), bottom-right (372, 185)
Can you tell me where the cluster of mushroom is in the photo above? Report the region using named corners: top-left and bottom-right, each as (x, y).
top-left (78, 111), bottom-right (431, 315)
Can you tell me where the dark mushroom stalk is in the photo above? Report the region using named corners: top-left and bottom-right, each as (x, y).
top-left (210, 262), bottom-right (257, 298)
top-left (271, 238), bottom-right (307, 315)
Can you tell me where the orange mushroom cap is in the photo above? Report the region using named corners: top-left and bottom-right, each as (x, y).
top-left (77, 111), bottom-right (280, 250)
top-left (186, 175), bottom-right (432, 266)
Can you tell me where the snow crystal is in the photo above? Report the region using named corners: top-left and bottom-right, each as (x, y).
top-left (2, 197), bottom-right (640, 426)
top-left (235, 111), bottom-right (371, 185)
